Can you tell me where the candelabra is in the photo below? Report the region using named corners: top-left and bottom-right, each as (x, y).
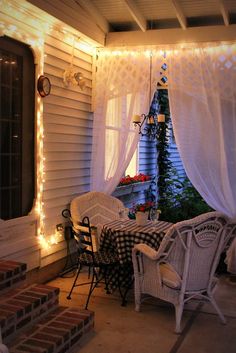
top-left (133, 113), bottom-right (165, 138)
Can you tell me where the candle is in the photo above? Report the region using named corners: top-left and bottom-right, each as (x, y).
top-left (147, 115), bottom-right (155, 125)
top-left (133, 114), bottom-right (141, 123)
top-left (157, 114), bottom-right (165, 122)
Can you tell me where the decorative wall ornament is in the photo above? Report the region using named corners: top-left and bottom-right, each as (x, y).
top-left (63, 35), bottom-right (86, 89)
top-left (63, 68), bottom-right (86, 89)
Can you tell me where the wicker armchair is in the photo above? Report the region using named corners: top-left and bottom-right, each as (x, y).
top-left (70, 191), bottom-right (125, 242)
top-left (132, 211), bottom-right (232, 333)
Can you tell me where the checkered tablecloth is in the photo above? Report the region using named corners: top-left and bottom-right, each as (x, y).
top-left (100, 219), bottom-right (173, 264)
top-left (100, 219), bottom-right (173, 293)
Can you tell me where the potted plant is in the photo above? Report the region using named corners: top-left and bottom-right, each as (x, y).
top-left (133, 201), bottom-right (154, 226)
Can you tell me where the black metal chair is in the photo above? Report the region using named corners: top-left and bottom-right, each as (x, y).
top-left (66, 215), bottom-right (120, 309)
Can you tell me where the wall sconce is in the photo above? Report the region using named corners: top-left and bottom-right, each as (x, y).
top-left (63, 35), bottom-right (87, 90)
top-left (133, 113), bottom-right (165, 138)
top-left (63, 68), bottom-right (87, 90)
top-left (74, 72), bottom-right (86, 90)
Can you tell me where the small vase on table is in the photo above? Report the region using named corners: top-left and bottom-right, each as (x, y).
top-left (136, 211), bottom-right (148, 226)
top-left (150, 209), bottom-right (161, 230)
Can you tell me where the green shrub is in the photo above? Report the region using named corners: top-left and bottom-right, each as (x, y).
top-left (159, 176), bottom-right (213, 223)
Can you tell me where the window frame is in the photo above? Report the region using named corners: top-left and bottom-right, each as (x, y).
top-left (0, 36), bottom-right (35, 220)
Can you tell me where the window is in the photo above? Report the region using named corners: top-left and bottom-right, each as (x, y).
top-left (105, 94), bottom-right (139, 179)
top-left (0, 36), bottom-right (35, 220)
top-left (125, 148), bottom-right (138, 176)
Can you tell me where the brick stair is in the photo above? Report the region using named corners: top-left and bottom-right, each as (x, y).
top-left (8, 306), bottom-right (94, 353)
top-left (0, 261), bottom-right (27, 294)
top-left (0, 261), bottom-right (94, 353)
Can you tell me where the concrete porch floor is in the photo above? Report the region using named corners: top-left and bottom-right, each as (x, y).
top-left (48, 272), bottom-right (236, 353)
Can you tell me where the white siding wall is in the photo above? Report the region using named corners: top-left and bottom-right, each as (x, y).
top-left (41, 34), bottom-right (94, 266)
top-left (0, 0), bottom-right (97, 269)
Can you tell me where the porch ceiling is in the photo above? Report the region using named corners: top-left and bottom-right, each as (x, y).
top-left (28, 0), bottom-right (236, 46)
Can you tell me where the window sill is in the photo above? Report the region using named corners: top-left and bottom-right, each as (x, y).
top-left (112, 181), bottom-right (152, 197)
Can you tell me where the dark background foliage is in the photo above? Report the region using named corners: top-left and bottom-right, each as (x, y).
top-left (149, 89), bottom-right (213, 224)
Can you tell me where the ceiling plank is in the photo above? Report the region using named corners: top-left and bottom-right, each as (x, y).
top-left (106, 24), bottom-right (236, 47)
top-left (219, 0), bottom-right (230, 26)
top-left (75, 0), bottom-right (110, 34)
top-left (171, 0), bottom-right (187, 30)
top-left (123, 0), bottom-right (147, 32)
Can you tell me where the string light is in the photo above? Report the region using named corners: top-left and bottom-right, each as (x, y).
top-left (0, 14), bottom-right (63, 249)
top-left (0, 0), bottom-right (95, 249)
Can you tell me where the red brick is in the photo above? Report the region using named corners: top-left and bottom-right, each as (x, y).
top-left (22, 338), bottom-right (54, 353)
top-left (21, 291), bottom-right (48, 304)
top-left (33, 284), bottom-right (60, 295)
top-left (30, 287), bottom-right (55, 300)
top-left (49, 320), bottom-right (77, 336)
top-left (40, 327), bottom-right (70, 343)
top-left (7, 299), bottom-right (32, 314)
top-left (62, 311), bottom-right (91, 325)
top-left (58, 315), bottom-right (84, 331)
top-left (0, 260), bottom-right (26, 272)
top-left (0, 266), bottom-right (13, 278)
top-left (67, 307), bottom-right (94, 317)
top-left (38, 307), bottom-right (66, 324)
top-left (0, 304), bottom-right (20, 316)
top-left (15, 344), bottom-right (46, 352)
top-left (0, 303), bottom-right (24, 319)
top-left (32, 332), bottom-right (63, 347)
top-left (15, 295), bottom-right (40, 308)
top-left (0, 263), bottom-right (19, 275)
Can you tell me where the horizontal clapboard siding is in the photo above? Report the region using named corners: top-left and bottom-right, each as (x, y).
top-left (168, 144), bottom-right (186, 182)
top-left (41, 32), bottom-right (94, 261)
top-left (139, 136), bottom-right (157, 177)
top-left (0, 1), bottom-right (95, 268)
top-left (138, 136), bottom-right (157, 204)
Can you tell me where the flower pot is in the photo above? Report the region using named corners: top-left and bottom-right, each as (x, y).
top-left (136, 211), bottom-right (149, 226)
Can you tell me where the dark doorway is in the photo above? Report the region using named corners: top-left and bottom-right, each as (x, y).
top-left (0, 36), bottom-right (35, 220)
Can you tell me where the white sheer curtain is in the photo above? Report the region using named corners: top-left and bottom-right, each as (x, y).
top-left (167, 43), bottom-right (236, 272)
top-left (91, 48), bottom-right (162, 195)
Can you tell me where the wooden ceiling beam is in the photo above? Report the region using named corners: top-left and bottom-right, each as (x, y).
top-left (123, 0), bottom-right (147, 32)
top-left (75, 0), bottom-right (110, 34)
top-left (219, 0), bottom-right (230, 26)
top-left (106, 24), bottom-right (236, 47)
top-left (171, 0), bottom-right (187, 30)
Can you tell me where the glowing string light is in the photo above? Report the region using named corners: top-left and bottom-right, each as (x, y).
top-left (0, 0), bottom-right (95, 249)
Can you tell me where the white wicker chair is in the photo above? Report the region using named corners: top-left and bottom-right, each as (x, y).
top-left (70, 191), bottom-right (125, 241)
top-left (132, 211), bottom-right (232, 333)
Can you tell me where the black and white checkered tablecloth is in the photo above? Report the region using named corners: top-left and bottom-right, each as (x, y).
top-left (100, 219), bottom-right (173, 292)
top-left (100, 219), bottom-right (173, 264)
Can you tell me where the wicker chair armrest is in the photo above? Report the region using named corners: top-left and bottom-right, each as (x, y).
top-left (133, 243), bottom-right (159, 260)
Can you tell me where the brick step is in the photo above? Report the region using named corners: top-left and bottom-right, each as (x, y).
top-left (0, 284), bottom-right (59, 344)
top-left (8, 306), bottom-right (94, 353)
top-left (0, 261), bottom-right (27, 295)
